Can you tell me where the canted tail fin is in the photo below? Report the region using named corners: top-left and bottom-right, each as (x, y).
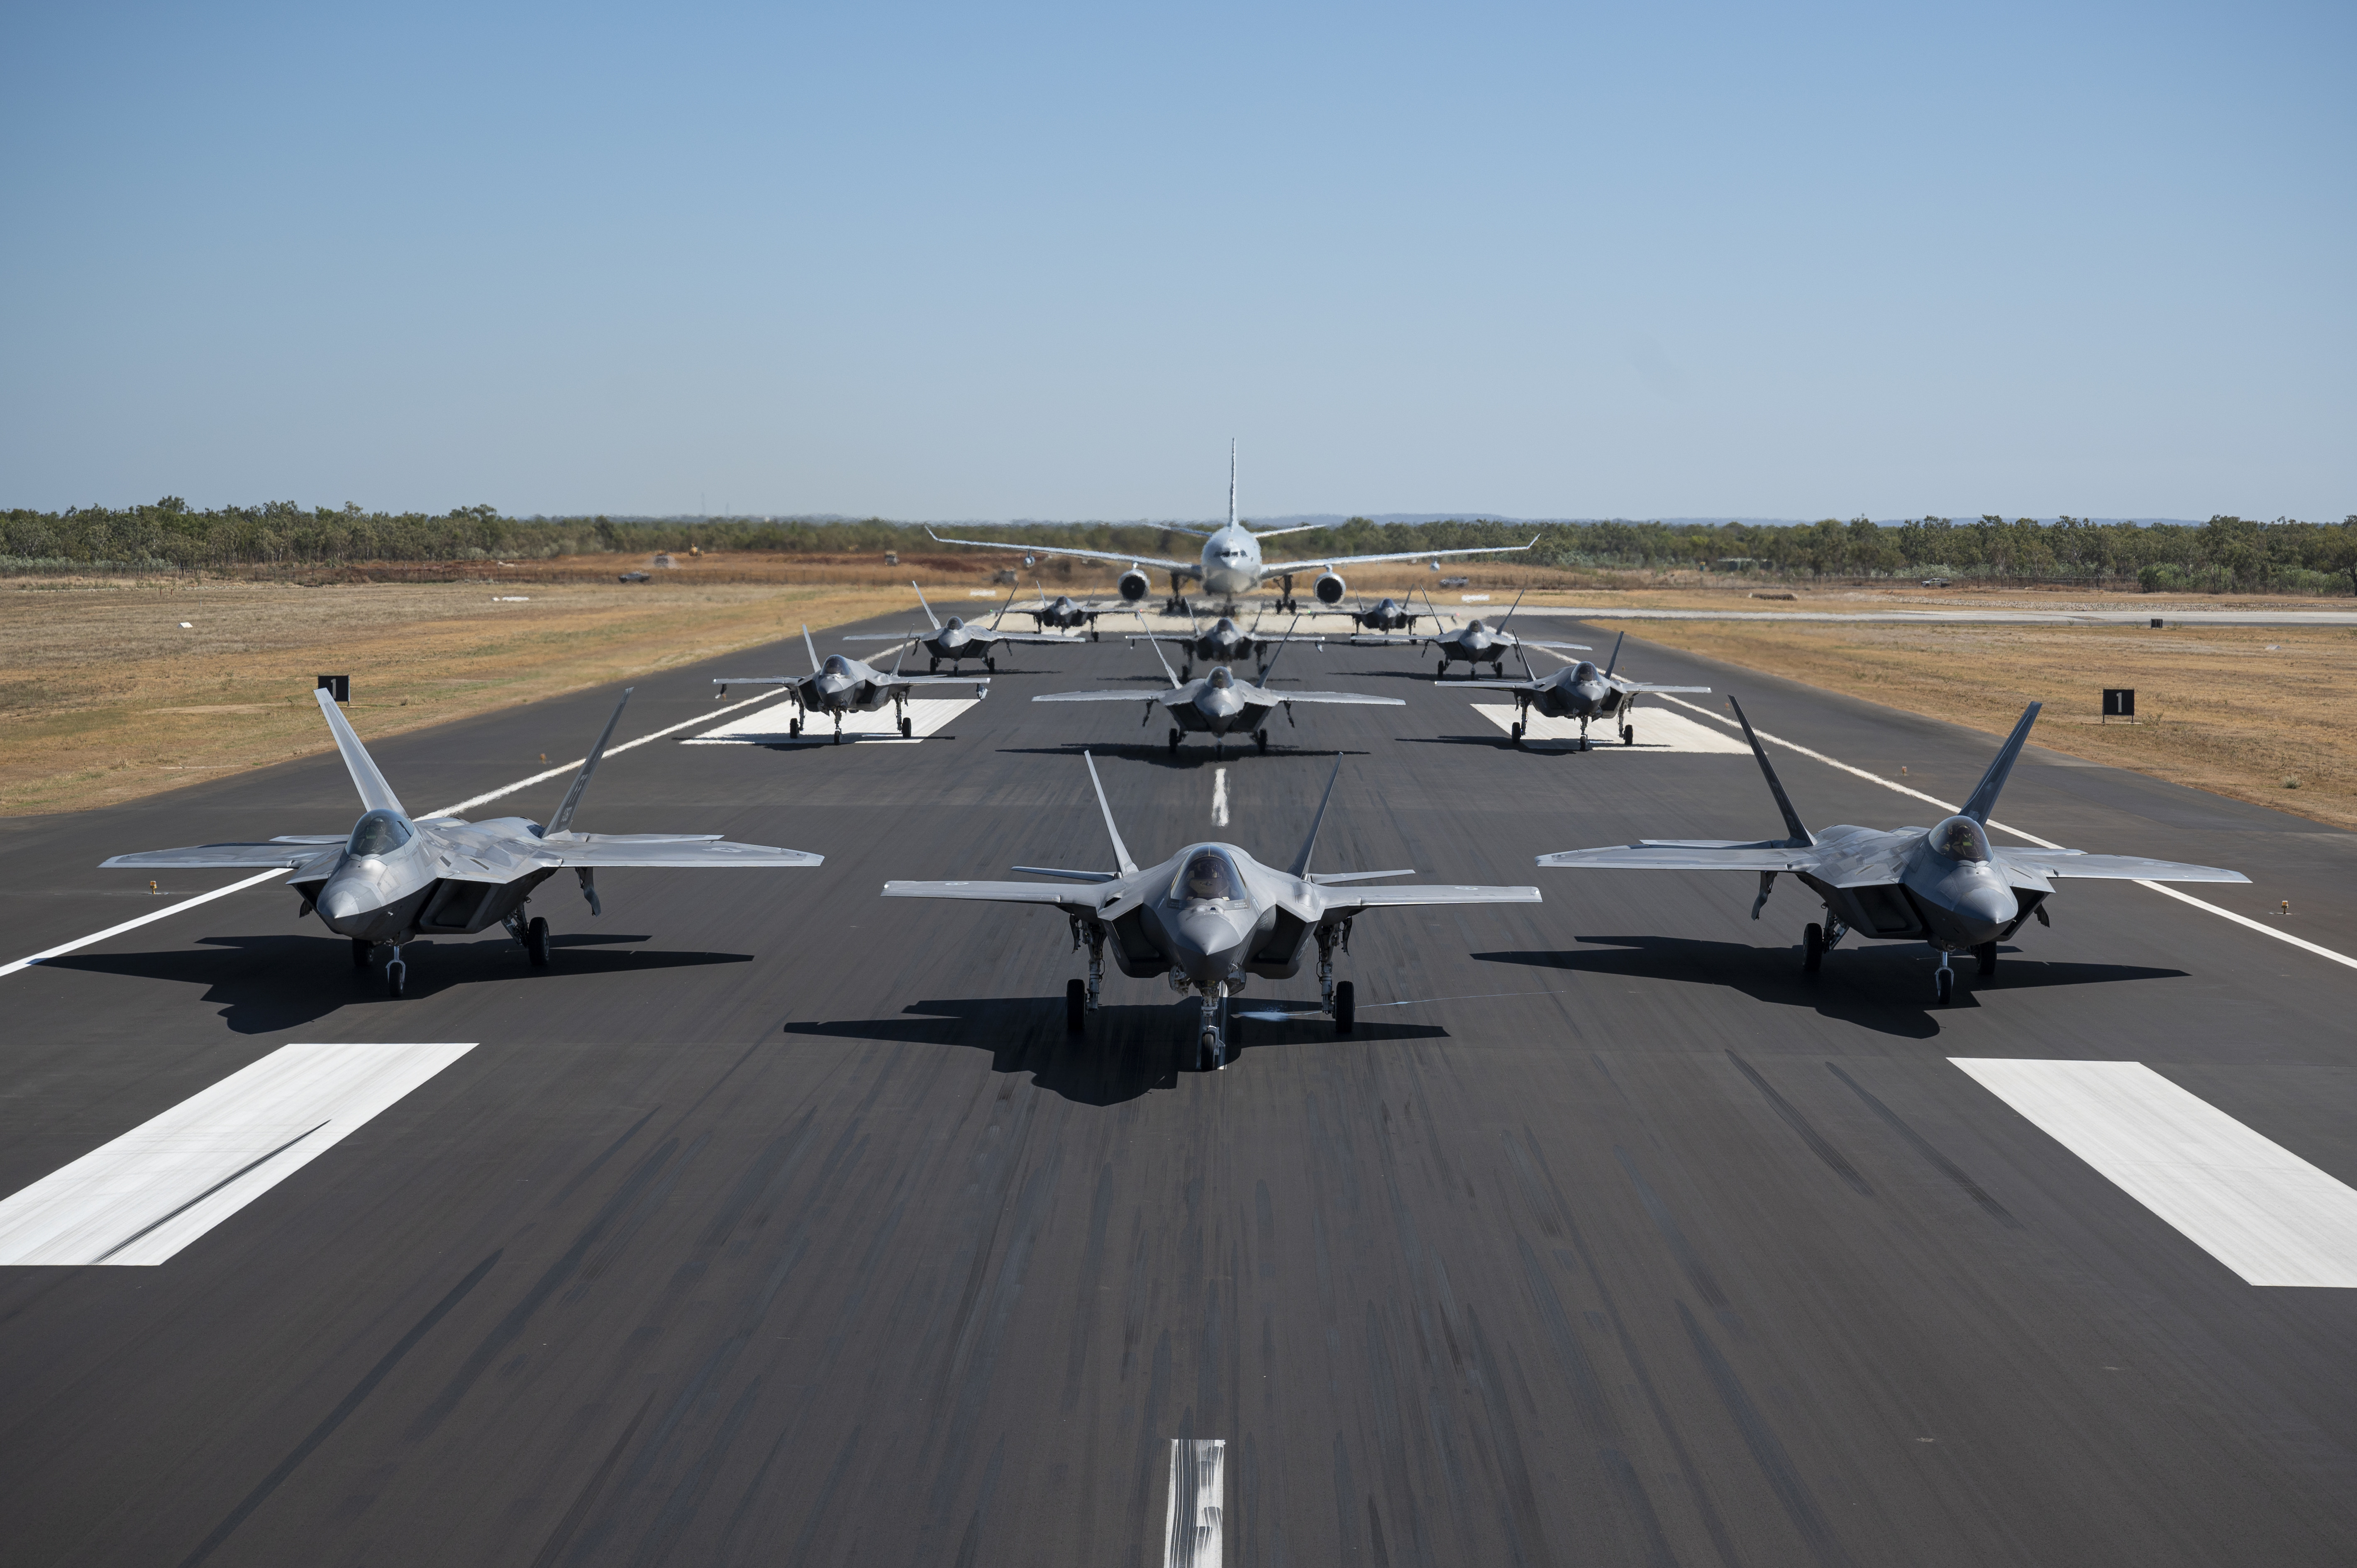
top-left (803, 625), bottom-right (821, 674)
top-left (1726, 696), bottom-right (1811, 846)
top-left (312, 687), bottom-right (406, 816)
top-left (911, 581), bottom-right (942, 632)
top-left (1603, 630), bottom-right (1625, 678)
top-left (1961, 703), bottom-right (2042, 824)
top-left (1083, 751), bottom-right (1139, 875)
top-left (549, 688), bottom-right (631, 834)
top-left (1290, 757), bottom-right (1344, 877)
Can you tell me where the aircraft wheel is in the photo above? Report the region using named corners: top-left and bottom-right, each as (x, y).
top-left (1333, 980), bottom-right (1355, 1034)
top-left (1935, 968), bottom-right (1955, 1006)
top-left (987, 657), bottom-right (996, 672)
top-left (1065, 978), bottom-right (1086, 1033)
top-left (900, 715), bottom-right (913, 738)
top-left (386, 961), bottom-right (406, 1000)
top-left (526, 916), bottom-right (551, 967)
top-left (351, 937), bottom-right (371, 968)
top-left (1803, 922), bottom-right (1824, 973)
top-left (1255, 729), bottom-right (1269, 754)
top-left (1168, 728), bottom-right (1181, 754)
top-left (1437, 659), bottom-right (1448, 678)
top-left (1510, 721), bottom-right (1523, 745)
top-left (1974, 941), bottom-right (1998, 977)
top-left (789, 718), bottom-right (801, 737)
top-left (928, 658), bottom-right (938, 673)
top-left (1622, 725), bottom-right (1635, 746)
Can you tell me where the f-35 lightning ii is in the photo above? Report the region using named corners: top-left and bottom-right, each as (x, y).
top-left (881, 753), bottom-right (1540, 1067)
top-left (1534, 697), bottom-right (2248, 1003)
top-left (841, 581), bottom-right (1082, 671)
top-left (100, 688), bottom-right (822, 997)
top-left (714, 626), bottom-right (988, 742)
top-left (1307, 594), bottom-right (1429, 634)
top-left (1461, 632), bottom-right (1711, 749)
top-left (1125, 603), bottom-right (1320, 680)
top-left (1022, 578), bottom-right (1113, 639)
top-left (1035, 617), bottom-right (1401, 756)
top-left (1349, 588), bottom-right (1590, 675)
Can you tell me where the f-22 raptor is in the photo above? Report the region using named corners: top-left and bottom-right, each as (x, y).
top-left (840, 581), bottom-right (1081, 671)
top-left (100, 688), bottom-right (822, 997)
top-left (1535, 697), bottom-right (2247, 1003)
top-left (715, 626), bottom-right (988, 741)
top-left (883, 754), bottom-right (1539, 1068)
top-left (1462, 632), bottom-right (1711, 749)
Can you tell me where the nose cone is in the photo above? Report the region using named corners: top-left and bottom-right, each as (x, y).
top-left (1956, 879), bottom-right (2018, 933)
top-left (315, 871), bottom-right (389, 936)
top-left (1174, 907), bottom-right (1249, 983)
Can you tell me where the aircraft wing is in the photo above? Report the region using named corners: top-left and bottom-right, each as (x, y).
top-left (1993, 849), bottom-right (2249, 883)
top-left (888, 674), bottom-right (993, 687)
top-left (1032, 689), bottom-right (1172, 703)
top-left (1537, 841), bottom-right (1824, 871)
top-left (1269, 692), bottom-right (1406, 706)
top-left (1510, 639), bottom-right (1593, 651)
top-left (100, 843), bottom-right (339, 871)
top-left (1322, 883), bottom-right (1543, 910)
top-left (711, 675), bottom-right (807, 688)
top-left (1262, 537), bottom-right (1537, 577)
top-left (531, 834), bottom-right (823, 868)
top-left (925, 529), bottom-right (1199, 578)
top-left (1614, 682), bottom-right (1713, 693)
top-left (986, 630), bottom-right (1088, 645)
top-left (1452, 679), bottom-right (1548, 693)
top-left (880, 878), bottom-right (1096, 910)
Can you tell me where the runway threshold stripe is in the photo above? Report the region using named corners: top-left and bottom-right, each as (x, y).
top-left (1163, 1439), bottom-right (1225, 1567)
top-left (0, 693), bottom-right (776, 982)
top-left (1952, 1058), bottom-right (2357, 1288)
top-left (1635, 690), bottom-right (2357, 974)
top-left (0, 1042), bottom-right (474, 1266)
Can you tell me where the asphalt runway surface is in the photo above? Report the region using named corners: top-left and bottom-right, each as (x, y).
top-left (4, 610), bottom-right (2357, 1566)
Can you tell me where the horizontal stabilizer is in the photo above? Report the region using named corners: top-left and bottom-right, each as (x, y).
top-left (1322, 884), bottom-right (1542, 909)
top-left (1011, 866), bottom-right (1119, 883)
top-left (1537, 844), bottom-right (1822, 872)
top-left (1305, 868), bottom-right (1415, 884)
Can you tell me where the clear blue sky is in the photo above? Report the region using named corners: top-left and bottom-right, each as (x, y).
top-left (3, 1), bottom-right (2349, 521)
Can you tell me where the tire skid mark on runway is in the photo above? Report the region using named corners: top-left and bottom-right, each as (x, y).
top-left (1825, 1064), bottom-right (2021, 1228)
top-left (1613, 1147), bottom-right (1743, 1332)
top-left (527, 1392), bottom-right (654, 1568)
top-left (1725, 1051), bottom-right (1875, 1197)
top-left (175, 1249), bottom-right (503, 1568)
top-left (1674, 1297), bottom-right (1861, 1568)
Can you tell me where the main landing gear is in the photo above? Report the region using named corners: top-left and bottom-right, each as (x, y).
top-left (900, 714), bottom-right (913, 738)
top-left (1255, 729), bottom-right (1269, 754)
top-left (525, 916), bottom-right (551, 967)
top-left (1316, 924), bottom-right (1356, 1034)
top-left (1622, 724), bottom-right (1635, 746)
top-left (1510, 721), bottom-right (1524, 746)
top-left (1168, 727), bottom-right (1183, 754)
top-left (1802, 918), bottom-right (1848, 974)
top-left (1066, 917), bottom-right (1105, 1034)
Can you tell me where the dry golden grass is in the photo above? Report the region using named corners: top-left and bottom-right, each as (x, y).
top-left (0, 578), bottom-right (915, 816)
top-left (1621, 617), bottom-right (2357, 829)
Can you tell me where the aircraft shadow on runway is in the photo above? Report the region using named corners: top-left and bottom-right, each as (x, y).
top-left (780, 996), bottom-right (1444, 1105)
top-left (1474, 935), bottom-right (2188, 1039)
top-left (46, 932), bottom-right (752, 1034)
top-left (993, 745), bottom-right (1372, 769)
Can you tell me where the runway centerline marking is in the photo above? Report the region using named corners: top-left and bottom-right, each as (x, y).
top-left (1163, 1439), bottom-right (1225, 1567)
top-left (1, 693), bottom-right (777, 981)
top-left (1952, 1058), bottom-right (2357, 1287)
top-left (1211, 767), bottom-right (1230, 827)
top-left (0, 1042), bottom-right (475, 1266)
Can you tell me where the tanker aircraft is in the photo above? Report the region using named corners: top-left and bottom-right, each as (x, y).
top-left (840, 581), bottom-right (1081, 671)
top-left (714, 626), bottom-right (988, 742)
top-left (1535, 697), bottom-right (2247, 1004)
top-left (927, 444), bottom-right (1534, 615)
top-left (881, 753), bottom-right (1540, 1067)
top-left (1463, 632), bottom-right (1711, 748)
top-left (1035, 619), bottom-right (1400, 756)
top-left (100, 688), bottom-right (821, 997)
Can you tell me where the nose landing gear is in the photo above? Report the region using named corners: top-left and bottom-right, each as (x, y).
top-left (1934, 950), bottom-right (1955, 1005)
top-left (385, 945), bottom-right (407, 999)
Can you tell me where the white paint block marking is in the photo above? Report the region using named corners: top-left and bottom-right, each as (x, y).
top-left (1953, 1058), bottom-right (2357, 1288)
top-left (1470, 705), bottom-right (1752, 754)
top-left (0, 1042), bottom-right (474, 1266)
top-left (1211, 766), bottom-right (1230, 827)
top-left (1164, 1439), bottom-right (1225, 1568)
top-left (681, 695), bottom-right (980, 746)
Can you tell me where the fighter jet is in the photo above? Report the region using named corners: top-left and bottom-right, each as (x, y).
top-left (1034, 619), bottom-right (1401, 756)
top-left (927, 443), bottom-right (1534, 615)
top-left (1125, 604), bottom-right (1320, 681)
top-left (881, 753), bottom-right (1540, 1067)
top-left (1408, 588), bottom-right (1590, 676)
top-left (99, 688), bottom-right (821, 998)
top-left (713, 626), bottom-right (988, 742)
top-left (841, 581), bottom-right (1082, 671)
top-left (1306, 594), bottom-right (1429, 634)
top-left (1023, 578), bottom-right (1113, 639)
top-left (1534, 697), bottom-right (2248, 1003)
top-left (1462, 632), bottom-right (1712, 748)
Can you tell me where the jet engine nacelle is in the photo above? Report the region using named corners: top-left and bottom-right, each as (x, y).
top-left (1118, 568), bottom-right (1151, 602)
top-left (1313, 572), bottom-right (1347, 605)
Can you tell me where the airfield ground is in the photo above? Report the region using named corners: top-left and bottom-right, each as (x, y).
top-left (2, 612), bottom-right (2353, 1565)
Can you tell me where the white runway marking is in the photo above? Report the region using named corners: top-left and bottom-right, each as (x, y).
top-left (1163, 1439), bottom-right (1224, 1567)
top-left (1953, 1058), bottom-right (2357, 1287)
top-left (1211, 767), bottom-right (1230, 826)
top-left (0, 1042), bottom-right (474, 1266)
top-left (1470, 704), bottom-right (1750, 753)
top-left (681, 696), bottom-right (980, 746)
top-left (0, 869), bottom-right (293, 980)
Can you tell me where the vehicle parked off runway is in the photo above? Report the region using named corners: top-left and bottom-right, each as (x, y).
top-left (99, 688), bottom-right (822, 997)
top-left (929, 442), bottom-right (1534, 615)
top-left (882, 754), bottom-right (1539, 1068)
top-left (1034, 619), bottom-right (1400, 756)
top-left (840, 581), bottom-right (1081, 671)
top-left (1462, 631), bottom-right (1712, 748)
top-left (1535, 697), bottom-right (2248, 1003)
top-left (715, 626), bottom-right (988, 741)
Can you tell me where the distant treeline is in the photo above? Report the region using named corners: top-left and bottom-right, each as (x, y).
top-left (7, 499), bottom-right (2356, 594)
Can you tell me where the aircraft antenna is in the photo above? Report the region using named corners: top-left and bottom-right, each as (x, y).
top-left (1083, 752), bottom-right (1139, 874)
top-left (549, 688), bottom-right (632, 835)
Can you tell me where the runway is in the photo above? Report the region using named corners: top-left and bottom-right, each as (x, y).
top-left (3, 612), bottom-right (2357, 1566)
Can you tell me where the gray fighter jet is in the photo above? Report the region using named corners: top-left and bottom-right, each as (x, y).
top-left (1461, 632), bottom-right (1712, 748)
top-left (1535, 697), bottom-right (2248, 1003)
top-left (1125, 604), bottom-right (1320, 680)
top-left (1308, 594), bottom-right (1428, 634)
top-left (100, 688), bottom-right (821, 997)
top-left (1035, 619), bottom-right (1400, 756)
top-left (1024, 578), bottom-right (1112, 639)
top-left (1351, 588), bottom-right (1590, 675)
top-left (842, 581), bottom-right (1082, 671)
top-left (713, 625), bottom-right (988, 741)
top-left (882, 753), bottom-right (1540, 1067)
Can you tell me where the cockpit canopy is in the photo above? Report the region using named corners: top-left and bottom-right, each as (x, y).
top-left (1572, 661), bottom-right (1599, 683)
top-left (1465, 619), bottom-right (1487, 634)
top-left (1207, 666), bottom-right (1234, 688)
top-left (944, 616), bottom-right (964, 631)
top-left (347, 809), bottom-right (413, 858)
top-left (1930, 815), bottom-right (1992, 863)
top-left (1169, 847), bottom-right (1245, 904)
top-left (822, 655), bottom-right (852, 677)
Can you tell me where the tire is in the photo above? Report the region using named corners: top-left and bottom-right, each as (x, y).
top-left (1510, 721), bottom-right (1523, 745)
top-left (928, 658), bottom-right (938, 673)
top-left (987, 657), bottom-right (996, 672)
top-left (789, 718), bottom-right (800, 737)
top-left (526, 916), bottom-right (551, 967)
top-left (1065, 978), bottom-right (1086, 1033)
top-left (834, 727), bottom-right (843, 744)
top-left (1334, 980), bottom-right (1355, 1034)
top-left (1974, 941), bottom-right (1998, 977)
top-left (900, 715), bottom-right (913, 738)
top-left (1936, 968), bottom-right (1955, 1005)
top-left (1803, 923), bottom-right (1824, 973)
top-left (352, 937), bottom-right (371, 968)
top-left (1168, 729), bottom-right (1181, 754)
top-left (1255, 730), bottom-right (1269, 754)
top-left (1437, 659), bottom-right (1448, 678)
top-left (1622, 726), bottom-right (1635, 746)
top-left (386, 963), bottom-right (405, 1000)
